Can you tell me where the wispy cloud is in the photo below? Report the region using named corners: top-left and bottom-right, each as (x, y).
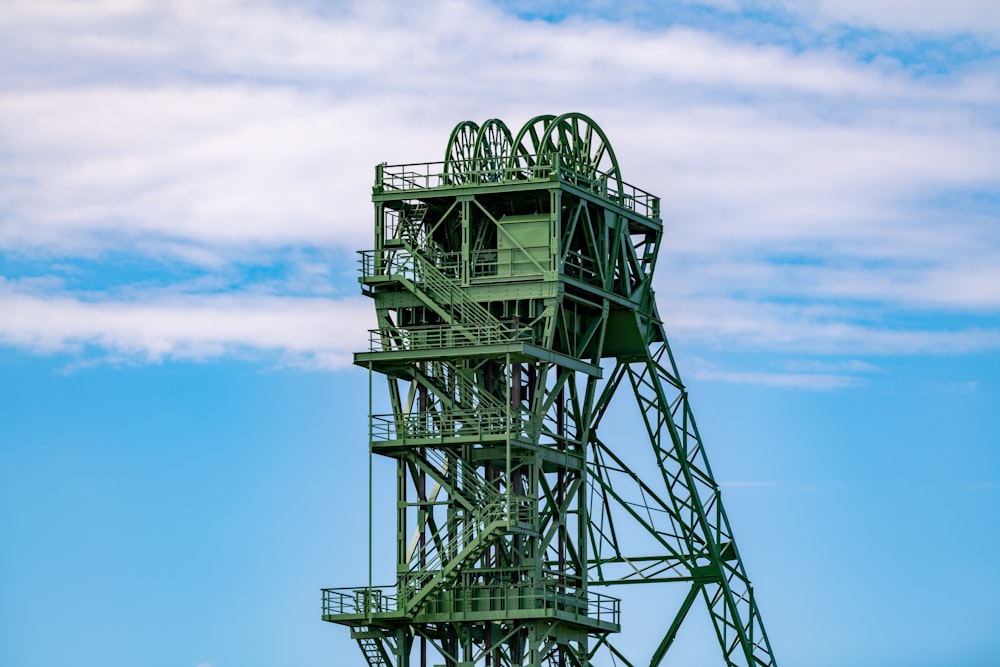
top-left (719, 480), bottom-right (778, 488)
top-left (0, 279), bottom-right (373, 369)
top-left (966, 482), bottom-right (1000, 490)
top-left (0, 86), bottom-right (391, 256)
top-left (692, 368), bottom-right (867, 390)
top-left (665, 298), bottom-right (1000, 355)
top-left (776, 0), bottom-right (1000, 34)
top-left (685, 356), bottom-right (875, 389)
top-left (520, 0), bottom-right (1000, 35)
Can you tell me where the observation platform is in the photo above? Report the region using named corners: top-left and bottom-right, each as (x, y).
top-left (373, 154), bottom-right (661, 228)
top-left (322, 584), bottom-right (620, 634)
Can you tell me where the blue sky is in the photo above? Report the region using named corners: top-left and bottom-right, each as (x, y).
top-left (1, 1), bottom-right (998, 666)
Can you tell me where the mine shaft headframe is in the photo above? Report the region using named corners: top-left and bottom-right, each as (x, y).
top-left (325, 112), bottom-right (778, 667)
top-left (443, 112), bottom-right (624, 195)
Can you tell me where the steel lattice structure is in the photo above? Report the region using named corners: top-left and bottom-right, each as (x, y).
top-left (322, 113), bottom-right (778, 667)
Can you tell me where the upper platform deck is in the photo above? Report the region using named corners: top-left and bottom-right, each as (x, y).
top-left (374, 153), bottom-right (661, 223)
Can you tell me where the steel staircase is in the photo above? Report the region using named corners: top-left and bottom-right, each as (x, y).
top-left (389, 202), bottom-right (427, 248)
top-left (391, 247), bottom-right (530, 614)
top-left (401, 448), bottom-right (527, 613)
top-left (383, 244), bottom-right (511, 347)
top-left (363, 234), bottom-right (536, 644)
top-left (411, 360), bottom-right (508, 414)
top-left (354, 628), bottom-right (394, 667)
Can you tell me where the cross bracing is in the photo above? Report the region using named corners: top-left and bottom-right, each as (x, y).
top-left (322, 113), bottom-right (778, 667)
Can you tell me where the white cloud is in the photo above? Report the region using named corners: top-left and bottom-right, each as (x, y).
top-left (0, 1), bottom-right (995, 263)
top-left (692, 368), bottom-right (866, 389)
top-left (0, 0), bottom-right (998, 365)
top-left (719, 480), bottom-right (778, 488)
top-left (0, 86), bottom-right (413, 256)
top-left (0, 2), bottom-right (995, 243)
top-left (685, 0), bottom-right (1000, 34)
top-left (620, 106), bottom-right (1000, 247)
top-left (664, 296), bottom-right (1000, 355)
top-left (793, 0), bottom-right (1000, 34)
top-left (0, 279), bottom-right (374, 368)
top-left (781, 358), bottom-right (882, 373)
top-left (966, 481), bottom-right (1000, 490)
top-left (684, 355), bottom-right (872, 389)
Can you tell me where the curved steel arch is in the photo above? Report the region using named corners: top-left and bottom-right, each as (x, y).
top-left (507, 113), bottom-right (556, 178)
top-left (443, 120), bottom-right (479, 185)
top-left (472, 118), bottom-right (513, 183)
top-left (542, 112), bottom-right (623, 198)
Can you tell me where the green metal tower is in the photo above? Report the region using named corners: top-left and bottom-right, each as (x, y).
top-left (322, 113), bottom-right (778, 667)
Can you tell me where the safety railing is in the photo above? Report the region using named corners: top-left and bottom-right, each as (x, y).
top-left (471, 251), bottom-right (498, 279)
top-left (359, 248), bottom-right (459, 284)
top-left (322, 583), bottom-right (619, 627)
top-left (369, 402), bottom-right (574, 449)
top-left (358, 247), bottom-right (505, 341)
top-left (586, 590), bottom-right (621, 626)
top-left (378, 160), bottom-right (553, 190)
top-left (403, 502), bottom-right (507, 583)
top-left (370, 407), bottom-right (525, 444)
top-left (400, 448), bottom-right (539, 609)
top-left (417, 447), bottom-right (512, 506)
top-left (416, 585), bottom-right (620, 627)
top-left (322, 586), bottom-right (398, 617)
top-left (376, 155), bottom-right (660, 220)
top-left (564, 249), bottom-right (600, 283)
top-left (368, 321), bottom-right (532, 353)
top-left (416, 359), bottom-right (510, 414)
top-left (401, 493), bottom-right (536, 575)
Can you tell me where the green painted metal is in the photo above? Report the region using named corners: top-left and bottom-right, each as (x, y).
top-left (322, 113), bottom-right (778, 667)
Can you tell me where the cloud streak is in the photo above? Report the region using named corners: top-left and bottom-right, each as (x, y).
top-left (665, 297), bottom-right (1000, 355)
top-left (684, 356), bottom-right (881, 390)
top-left (0, 279), bottom-right (373, 369)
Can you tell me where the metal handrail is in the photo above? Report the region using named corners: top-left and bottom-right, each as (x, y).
top-left (368, 321), bottom-right (532, 353)
top-left (322, 583), bottom-right (620, 626)
top-left (321, 586), bottom-right (398, 616)
top-left (370, 407), bottom-right (524, 443)
top-left (376, 153), bottom-right (659, 220)
top-left (358, 247), bottom-right (505, 338)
